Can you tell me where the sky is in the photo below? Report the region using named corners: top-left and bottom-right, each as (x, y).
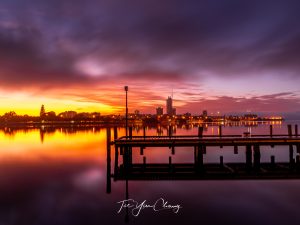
top-left (0, 0), bottom-right (300, 116)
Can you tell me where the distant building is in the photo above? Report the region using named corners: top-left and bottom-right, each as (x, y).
top-left (156, 107), bottom-right (163, 116)
top-left (134, 110), bottom-right (140, 115)
top-left (166, 96), bottom-right (173, 115)
top-left (58, 111), bottom-right (77, 119)
top-left (244, 114), bottom-right (258, 120)
top-left (203, 110), bottom-right (208, 118)
top-left (166, 96), bottom-right (176, 116)
top-left (40, 105), bottom-right (45, 117)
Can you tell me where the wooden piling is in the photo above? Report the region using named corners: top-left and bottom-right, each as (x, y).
top-left (246, 145), bottom-right (252, 170)
top-left (129, 127), bottom-right (133, 139)
top-left (234, 145), bottom-right (238, 154)
top-left (114, 127), bottom-right (118, 140)
top-left (198, 126), bottom-right (203, 138)
top-left (140, 146), bottom-right (144, 155)
top-left (171, 145), bottom-right (175, 155)
top-left (143, 156), bottom-right (146, 171)
top-left (288, 124), bottom-right (292, 137)
top-left (253, 145), bottom-right (261, 170)
top-left (295, 125), bottom-right (298, 137)
top-left (219, 125), bottom-right (222, 137)
top-left (106, 128), bottom-right (111, 193)
top-left (271, 155), bottom-right (275, 168)
top-left (270, 125), bottom-right (274, 147)
top-left (168, 126), bottom-right (172, 138)
top-left (220, 156), bottom-right (224, 168)
top-left (203, 145), bottom-right (206, 154)
top-left (114, 145), bottom-right (119, 177)
top-left (296, 155), bottom-right (300, 171)
top-left (269, 125), bottom-right (273, 137)
top-left (143, 127), bottom-right (146, 139)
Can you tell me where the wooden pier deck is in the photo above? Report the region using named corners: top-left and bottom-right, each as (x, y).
top-left (106, 124), bottom-right (300, 191)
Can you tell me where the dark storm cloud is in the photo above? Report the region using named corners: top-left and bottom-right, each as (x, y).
top-left (0, 0), bottom-right (300, 88)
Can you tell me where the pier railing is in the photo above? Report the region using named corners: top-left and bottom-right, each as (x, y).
top-left (106, 124), bottom-right (300, 192)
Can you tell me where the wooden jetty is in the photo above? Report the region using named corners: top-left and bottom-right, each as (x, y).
top-left (106, 124), bottom-right (300, 191)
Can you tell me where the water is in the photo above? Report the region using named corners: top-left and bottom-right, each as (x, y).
top-left (1, 121), bottom-right (300, 225)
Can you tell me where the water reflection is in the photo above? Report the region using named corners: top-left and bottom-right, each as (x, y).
top-left (0, 122), bottom-right (300, 225)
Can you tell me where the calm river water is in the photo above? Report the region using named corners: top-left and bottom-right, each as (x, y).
top-left (1, 121), bottom-right (300, 225)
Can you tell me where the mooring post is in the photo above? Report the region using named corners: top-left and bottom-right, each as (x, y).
top-left (198, 126), bottom-right (203, 138)
top-left (220, 156), bottom-right (224, 168)
top-left (168, 126), bottom-right (172, 138)
top-left (106, 127), bottom-right (111, 194)
top-left (219, 125), bottom-right (223, 148)
top-left (288, 124), bottom-right (292, 137)
top-left (270, 125), bottom-right (273, 137)
top-left (129, 127), bottom-right (132, 139)
top-left (296, 155), bottom-right (300, 171)
top-left (234, 145), bottom-right (238, 154)
top-left (143, 126), bottom-right (146, 139)
top-left (194, 145), bottom-right (203, 172)
top-left (171, 145), bottom-right (175, 155)
top-left (114, 144), bottom-right (119, 178)
top-left (169, 156), bottom-right (172, 172)
top-left (143, 156), bottom-right (146, 171)
top-left (288, 124), bottom-right (294, 166)
top-left (203, 145), bottom-right (206, 154)
top-left (295, 125), bottom-right (298, 137)
top-left (253, 145), bottom-right (261, 170)
top-left (114, 127), bottom-right (118, 140)
top-left (271, 155), bottom-right (275, 169)
top-left (246, 145), bottom-right (252, 170)
top-left (140, 146), bottom-right (144, 155)
top-left (289, 145), bottom-right (294, 167)
top-left (196, 145), bottom-right (204, 171)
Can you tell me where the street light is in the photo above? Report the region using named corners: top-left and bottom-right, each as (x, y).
top-left (124, 86), bottom-right (128, 138)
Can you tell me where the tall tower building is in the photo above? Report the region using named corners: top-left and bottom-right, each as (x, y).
top-left (40, 105), bottom-right (45, 117)
top-left (166, 96), bottom-right (173, 116)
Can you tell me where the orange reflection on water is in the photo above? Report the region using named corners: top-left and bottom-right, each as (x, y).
top-left (0, 128), bottom-right (108, 164)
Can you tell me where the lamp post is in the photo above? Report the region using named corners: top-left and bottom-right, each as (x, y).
top-left (124, 86), bottom-right (128, 138)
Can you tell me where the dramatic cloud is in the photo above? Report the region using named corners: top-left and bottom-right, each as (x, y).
top-left (0, 0), bottom-right (299, 114)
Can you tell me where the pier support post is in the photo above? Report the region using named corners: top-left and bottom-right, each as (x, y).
top-left (270, 125), bottom-right (273, 137)
top-left (143, 156), bottom-right (146, 171)
top-left (220, 156), bottom-right (224, 168)
top-left (168, 126), bottom-right (172, 137)
top-left (288, 124), bottom-right (294, 167)
top-left (114, 145), bottom-right (119, 177)
top-left (129, 127), bottom-right (132, 139)
top-left (143, 127), bottom-right (146, 139)
top-left (195, 145), bottom-right (204, 172)
top-left (234, 145), bottom-right (238, 154)
top-left (106, 128), bottom-right (111, 193)
top-left (246, 145), bottom-right (252, 170)
top-left (288, 124), bottom-right (292, 137)
top-left (219, 125), bottom-right (222, 137)
top-left (169, 156), bottom-right (173, 172)
top-left (219, 125), bottom-right (223, 148)
top-left (295, 125), bottom-right (298, 137)
top-left (271, 155), bottom-right (275, 169)
top-left (114, 127), bottom-right (118, 140)
top-left (140, 146), bottom-right (144, 155)
top-left (296, 155), bottom-right (300, 171)
top-left (171, 145), bottom-right (175, 155)
top-left (198, 126), bottom-right (203, 138)
top-left (253, 145), bottom-right (261, 171)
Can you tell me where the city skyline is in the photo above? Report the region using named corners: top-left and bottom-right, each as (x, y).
top-left (0, 1), bottom-right (300, 116)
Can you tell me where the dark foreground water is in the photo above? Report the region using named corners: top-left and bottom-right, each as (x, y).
top-left (1, 121), bottom-right (300, 225)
